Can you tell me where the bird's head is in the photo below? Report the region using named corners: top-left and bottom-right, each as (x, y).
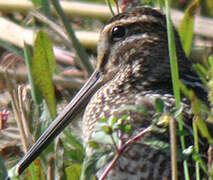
top-left (96, 7), bottom-right (186, 87)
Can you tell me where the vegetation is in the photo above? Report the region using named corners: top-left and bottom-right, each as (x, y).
top-left (0, 0), bottom-right (212, 180)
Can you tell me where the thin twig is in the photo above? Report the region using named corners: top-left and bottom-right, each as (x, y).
top-left (99, 126), bottom-right (152, 180)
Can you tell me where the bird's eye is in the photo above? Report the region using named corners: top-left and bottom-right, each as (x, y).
top-left (111, 26), bottom-right (126, 40)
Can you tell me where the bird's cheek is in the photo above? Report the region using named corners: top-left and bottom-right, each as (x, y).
top-left (101, 64), bottom-right (119, 83)
top-left (97, 33), bottom-right (110, 69)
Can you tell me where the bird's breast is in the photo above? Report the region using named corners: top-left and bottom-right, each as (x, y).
top-left (82, 84), bottom-right (173, 179)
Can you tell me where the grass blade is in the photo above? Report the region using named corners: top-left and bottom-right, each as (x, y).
top-left (50, 0), bottom-right (94, 75)
top-left (178, 1), bottom-right (199, 57)
top-left (0, 154), bottom-right (7, 179)
top-left (165, 0), bottom-right (190, 179)
top-left (24, 43), bottom-right (42, 105)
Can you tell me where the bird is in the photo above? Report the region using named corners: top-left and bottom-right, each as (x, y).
top-left (8, 6), bottom-right (209, 180)
top-left (81, 6), bottom-right (208, 179)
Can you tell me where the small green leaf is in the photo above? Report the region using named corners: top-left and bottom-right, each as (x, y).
top-left (197, 117), bottom-right (213, 144)
top-left (116, 124), bottom-right (126, 132)
top-left (91, 131), bottom-right (117, 145)
top-left (66, 164), bottom-right (82, 180)
top-left (101, 125), bottom-right (113, 134)
top-left (124, 125), bottom-right (132, 134)
top-left (141, 139), bottom-right (170, 152)
top-left (118, 105), bottom-right (149, 116)
top-left (62, 130), bottom-right (85, 163)
top-left (176, 129), bottom-right (190, 137)
top-left (27, 160), bottom-right (46, 180)
top-left (63, 130), bottom-right (85, 156)
top-left (31, 0), bottom-right (42, 6)
top-left (151, 125), bottom-right (167, 134)
top-left (155, 98), bottom-right (164, 113)
top-left (178, 1), bottom-right (199, 57)
top-left (109, 116), bottom-right (118, 126)
top-left (81, 155), bottom-right (99, 180)
top-left (32, 30), bottom-right (56, 118)
top-left (99, 118), bottom-right (108, 123)
top-left (88, 141), bottom-right (100, 149)
top-left (141, 0), bottom-right (155, 6)
top-left (96, 153), bottom-right (114, 169)
top-left (64, 148), bottom-right (84, 163)
top-left (120, 115), bottom-right (128, 120)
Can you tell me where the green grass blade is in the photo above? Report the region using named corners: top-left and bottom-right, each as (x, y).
top-left (105, 0), bottom-right (115, 16)
top-left (50, 0), bottom-right (94, 75)
top-left (27, 161), bottom-right (46, 180)
top-left (30, 0), bottom-right (51, 18)
top-left (193, 117), bottom-right (200, 180)
top-left (63, 130), bottom-right (85, 157)
top-left (24, 43), bottom-right (42, 105)
top-left (0, 39), bottom-right (24, 57)
top-left (208, 56), bottom-right (213, 106)
top-left (165, 0), bottom-right (190, 179)
top-left (0, 154), bottom-right (7, 179)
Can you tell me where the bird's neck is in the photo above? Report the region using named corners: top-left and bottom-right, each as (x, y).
top-left (106, 63), bottom-right (173, 95)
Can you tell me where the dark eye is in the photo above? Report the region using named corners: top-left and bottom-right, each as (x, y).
top-left (111, 26), bottom-right (126, 40)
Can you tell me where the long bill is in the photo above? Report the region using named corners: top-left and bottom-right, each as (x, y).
top-left (7, 69), bottom-right (102, 179)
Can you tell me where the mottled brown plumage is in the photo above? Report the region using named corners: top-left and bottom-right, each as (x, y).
top-left (82, 7), bottom-right (207, 179)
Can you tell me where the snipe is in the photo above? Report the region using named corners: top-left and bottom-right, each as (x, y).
top-left (8, 6), bottom-right (208, 180)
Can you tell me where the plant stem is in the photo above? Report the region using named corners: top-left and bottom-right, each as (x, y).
top-left (100, 126), bottom-right (152, 179)
top-left (105, 0), bottom-right (115, 16)
top-left (4, 69), bottom-right (28, 153)
top-left (169, 116), bottom-right (178, 180)
top-left (165, 0), bottom-right (189, 179)
top-left (193, 117), bottom-right (200, 180)
top-left (50, 0), bottom-right (94, 75)
top-left (110, 134), bottom-right (119, 153)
